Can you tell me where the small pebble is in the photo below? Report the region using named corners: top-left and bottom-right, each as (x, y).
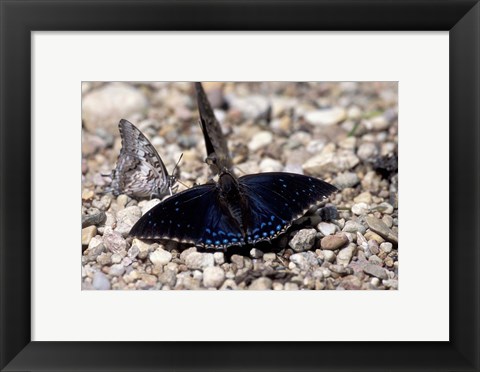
top-left (380, 242), bottom-right (393, 253)
top-left (81, 226), bottom-right (97, 246)
top-left (185, 252), bottom-right (214, 270)
top-left (342, 220), bottom-right (366, 234)
top-left (149, 248), bottom-right (172, 266)
top-left (203, 267), bottom-right (225, 288)
top-left (92, 271), bottom-right (111, 290)
top-left (364, 263), bottom-right (388, 279)
top-left (320, 233), bottom-right (348, 250)
top-left (213, 252), bottom-right (225, 265)
top-left (289, 228), bottom-right (317, 252)
top-left (249, 248), bottom-right (263, 259)
top-left (317, 222), bottom-right (336, 236)
top-left (263, 253), bottom-right (276, 262)
top-left (322, 250), bottom-right (336, 263)
top-left (248, 131), bottom-right (273, 151)
top-left (249, 277), bottom-right (273, 290)
top-left (284, 283), bottom-right (299, 290)
top-left (109, 264), bottom-right (125, 277)
top-left (351, 202), bottom-right (369, 215)
top-left (336, 243), bottom-right (356, 266)
top-left (353, 192), bottom-right (372, 204)
top-left (365, 216), bottom-right (398, 244)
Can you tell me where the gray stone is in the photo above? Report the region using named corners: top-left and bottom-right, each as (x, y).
top-left (370, 115), bottom-right (389, 131)
top-left (382, 215), bottom-right (394, 228)
top-left (109, 264), bottom-right (125, 277)
top-left (203, 267), bottom-right (226, 288)
top-left (81, 226), bottom-right (97, 246)
top-left (111, 253), bottom-right (123, 264)
top-left (363, 263), bottom-right (388, 279)
top-left (82, 82), bottom-right (148, 133)
top-left (353, 192), bottom-right (373, 204)
top-left (259, 158), bottom-right (283, 172)
top-left (115, 206), bottom-right (142, 237)
top-left (320, 233), bottom-right (348, 250)
top-left (263, 253), bottom-right (276, 261)
top-left (368, 240), bottom-right (380, 255)
top-left (213, 252), bottom-right (225, 265)
top-left (357, 143), bottom-right (378, 161)
top-left (249, 277), bottom-right (273, 290)
top-left (338, 137), bottom-right (357, 150)
top-left (289, 228), bottom-right (317, 252)
top-left (342, 220), bottom-right (366, 234)
top-left (131, 238), bottom-right (155, 259)
top-left (116, 194), bottom-right (129, 209)
top-left (365, 216), bottom-right (398, 244)
top-left (249, 248), bottom-right (263, 259)
top-left (338, 275), bottom-right (362, 290)
top-left (140, 199), bottom-right (161, 215)
top-left (383, 279), bottom-right (399, 289)
top-left (290, 251), bottom-right (318, 271)
top-left (158, 269), bottom-right (176, 287)
top-left (248, 131), bottom-right (273, 152)
top-left (220, 279), bottom-right (239, 290)
top-left (303, 151), bottom-right (359, 176)
top-left (92, 271), bottom-right (111, 290)
top-left (103, 229), bottom-right (127, 254)
top-left (305, 107), bottom-right (346, 126)
top-left (149, 248), bottom-right (172, 266)
top-left (96, 252), bottom-right (112, 266)
top-left (368, 255), bottom-right (383, 266)
top-left (351, 202), bottom-right (370, 215)
top-left (322, 250), bottom-right (336, 263)
top-left (380, 242), bottom-right (393, 253)
top-left (330, 264), bottom-right (348, 275)
top-left (284, 282), bottom-right (299, 290)
top-left (231, 255), bottom-right (245, 269)
top-left (376, 202), bottom-right (394, 214)
top-left (333, 172), bottom-right (359, 189)
top-left (317, 222), bottom-right (336, 236)
top-left (185, 252), bottom-right (214, 270)
top-left (180, 247), bottom-right (198, 261)
top-left (82, 210), bottom-right (106, 228)
top-left (127, 244), bottom-right (140, 259)
top-left (336, 243), bottom-right (356, 266)
top-left (364, 230), bottom-right (385, 244)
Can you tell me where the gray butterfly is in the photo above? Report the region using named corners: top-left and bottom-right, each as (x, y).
top-left (194, 82), bottom-right (232, 175)
top-left (110, 119), bottom-right (177, 199)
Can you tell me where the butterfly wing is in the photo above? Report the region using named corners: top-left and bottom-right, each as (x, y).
top-left (130, 183), bottom-right (245, 249)
top-left (194, 82), bottom-right (232, 173)
top-left (111, 119), bottom-right (171, 198)
top-left (239, 172), bottom-right (338, 244)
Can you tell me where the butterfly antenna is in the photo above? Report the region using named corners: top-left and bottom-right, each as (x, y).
top-left (172, 153), bottom-right (183, 176)
top-left (234, 165), bottom-right (246, 175)
top-left (176, 180), bottom-right (190, 189)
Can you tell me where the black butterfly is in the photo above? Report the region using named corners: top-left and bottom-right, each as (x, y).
top-left (110, 119), bottom-right (177, 199)
top-left (195, 82), bottom-right (232, 175)
top-left (130, 170), bottom-right (337, 250)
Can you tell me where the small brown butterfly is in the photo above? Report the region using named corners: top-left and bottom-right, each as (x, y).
top-left (110, 119), bottom-right (177, 199)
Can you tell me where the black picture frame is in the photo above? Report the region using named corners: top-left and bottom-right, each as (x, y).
top-left (1, 1), bottom-right (479, 371)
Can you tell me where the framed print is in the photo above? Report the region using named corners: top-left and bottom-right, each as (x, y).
top-left (1, 1), bottom-right (479, 371)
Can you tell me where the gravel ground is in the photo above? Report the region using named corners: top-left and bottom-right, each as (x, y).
top-left (81, 82), bottom-right (398, 290)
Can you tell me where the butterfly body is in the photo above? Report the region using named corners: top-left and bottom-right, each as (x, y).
top-left (130, 170), bottom-right (337, 250)
top-left (110, 119), bottom-right (176, 199)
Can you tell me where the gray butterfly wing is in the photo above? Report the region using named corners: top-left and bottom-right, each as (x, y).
top-left (110, 119), bottom-right (172, 198)
top-left (195, 82), bottom-right (232, 174)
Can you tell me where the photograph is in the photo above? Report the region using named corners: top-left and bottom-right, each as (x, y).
top-left (81, 81), bottom-right (398, 290)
